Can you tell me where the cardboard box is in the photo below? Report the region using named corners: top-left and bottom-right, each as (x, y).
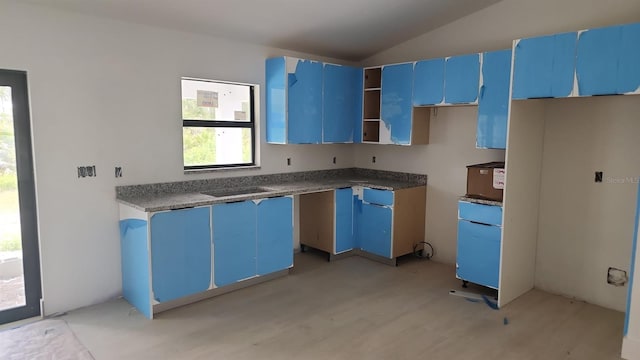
top-left (466, 162), bottom-right (505, 202)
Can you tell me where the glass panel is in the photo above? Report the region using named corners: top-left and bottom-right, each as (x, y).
top-left (0, 86), bottom-right (25, 311)
top-left (183, 127), bottom-right (253, 167)
top-left (181, 79), bottom-right (251, 122)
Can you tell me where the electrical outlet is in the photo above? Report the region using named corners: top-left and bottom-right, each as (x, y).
top-left (115, 167), bottom-right (123, 178)
top-left (372, 156), bottom-right (376, 164)
top-left (287, 158), bottom-right (291, 166)
top-left (77, 165), bottom-right (96, 178)
top-left (607, 267), bottom-right (627, 286)
top-left (595, 171), bottom-right (603, 182)
top-left (332, 156), bottom-right (336, 164)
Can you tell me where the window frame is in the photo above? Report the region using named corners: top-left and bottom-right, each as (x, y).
top-left (181, 78), bottom-right (256, 170)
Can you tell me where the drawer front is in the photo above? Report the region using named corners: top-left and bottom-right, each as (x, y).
top-left (362, 188), bottom-right (394, 206)
top-left (458, 201), bottom-right (502, 226)
top-left (456, 220), bottom-right (501, 289)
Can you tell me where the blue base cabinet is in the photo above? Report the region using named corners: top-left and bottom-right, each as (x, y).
top-left (456, 201), bottom-right (502, 289)
top-left (359, 203), bottom-right (393, 258)
top-left (213, 197), bottom-right (294, 287)
top-left (335, 188), bottom-right (355, 253)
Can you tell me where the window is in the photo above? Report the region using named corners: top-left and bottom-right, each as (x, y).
top-left (181, 78), bottom-right (255, 169)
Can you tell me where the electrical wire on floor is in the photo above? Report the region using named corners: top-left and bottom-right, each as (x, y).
top-left (413, 241), bottom-right (434, 259)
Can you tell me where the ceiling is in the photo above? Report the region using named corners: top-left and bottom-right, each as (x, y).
top-left (20, 0), bottom-right (502, 61)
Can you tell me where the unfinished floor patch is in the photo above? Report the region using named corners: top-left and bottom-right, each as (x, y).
top-left (0, 319), bottom-right (94, 359)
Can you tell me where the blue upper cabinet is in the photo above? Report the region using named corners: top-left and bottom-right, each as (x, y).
top-left (265, 57), bottom-right (322, 144)
top-left (445, 54), bottom-right (481, 104)
top-left (381, 63), bottom-right (414, 145)
top-left (413, 58), bottom-right (445, 106)
top-left (323, 64), bottom-right (363, 143)
top-left (477, 49), bottom-right (512, 149)
top-left (150, 207), bottom-right (211, 303)
top-left (256, 197), bottom-right (293, 276)
top-left (512, 32), bottom-right (577, 99)
top-left (576, 23), bottom-right (640, 96)
top-left (288, 58), bottom-right (323, 144)
top-left (212, 201), bottom-right (257, 287)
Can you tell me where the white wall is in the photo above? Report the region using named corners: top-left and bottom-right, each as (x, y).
top-left (0, 1), bottom-right (355, 315)
top-left (357, 0), bottom-right (640, 268)
top-left (535, 96), bottom-right (640, 312)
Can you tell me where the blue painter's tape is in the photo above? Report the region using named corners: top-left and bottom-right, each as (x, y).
top-left (381, 63), bottom-right (413, 144)
top-left (445, 54), bottom-right (480, 104)
top-left (288, 59), bottom-right (323, 144)
top-left (413, 58), bottom-right (445, 106)
top-left (624, 182), bottom-right (640, 335)
top-left (363, 188), bottom-right (394, 206)
top-left (266, 57), bottom-right (286, 144)
top-left (120, 219), bottom-right (152, 319)
top-left (477, 49), bottom-right (511, 149)
top-left (458, 201), bottom-right (502, 226)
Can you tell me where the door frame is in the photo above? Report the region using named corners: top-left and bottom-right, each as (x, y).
top-left (0, 70), bottom-right (42, 324)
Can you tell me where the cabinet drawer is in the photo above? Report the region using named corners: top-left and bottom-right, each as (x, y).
top-left (458, 201), bottom-right (502, 226)
top-left (363, 188), bottom-right (394, 206)
top-left (456, 220), bottom-right (501, 289)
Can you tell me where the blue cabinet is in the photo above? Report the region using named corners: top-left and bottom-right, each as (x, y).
top-left (266, 57), bottom-right (323, 144)
top-left (150, 207), bottom-right (211, 303)
top-left (445, 54), bottom-right (481, 104)
top-left (257, 197), bottom-right (293, 275)
top-left (512, 32), bottom-right (577, 99)
top-left (576, 23), bottom-right (640, 96)
top-left (456, 201), bottom-right (502, 289)
top-left (477, 49), bottom-right (512, 149)
top-left (381, 63), bottom-right (414, 145)
top-left (335, 188), bottom-right (355, 253)
top-left (214, 197), bottom-right (294, 286)
top-left (266, 57), bottom-right (363, 144)
top-left (120, 218), bottom-right (152, 319)
top-left (359, 203), bottom-right (393, 258)
top-left (413, 58), bottom-right (445, 106)
top-left (212, 201), bottom-right (257, 287)
top-left (323, 64), bottom-right (363, 143)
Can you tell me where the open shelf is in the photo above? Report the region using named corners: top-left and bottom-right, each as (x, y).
top-left (363, 90), bottom-right (381, 119)
top-left (363, 120), bottom-right (380, 142)
top-left (364, 67), bottom-right (382, 89)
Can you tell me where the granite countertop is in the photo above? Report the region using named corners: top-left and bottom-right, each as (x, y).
top-left (459, 196), bottom-right (503, 207)
top-left (116, 168), bottom-right (427, 212)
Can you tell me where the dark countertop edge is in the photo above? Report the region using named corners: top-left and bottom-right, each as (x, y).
top-left (459, 196), bottom-right (503, 207)
top-left (118, 180), bottom-right (425, 213)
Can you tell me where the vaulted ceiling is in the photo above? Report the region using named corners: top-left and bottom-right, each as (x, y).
top-left (19, 0), bottom-right (502, 61)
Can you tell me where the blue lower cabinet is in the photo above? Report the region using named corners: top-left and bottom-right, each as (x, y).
top-left (477, 49), bottom-right (511, 149)
top-left (456, 219), bottom-right (501, 289)
top-left (359, 203), bottom-right (393, 258)
top-left (120, 218), bottom-right (152, 318)
top-left (150, 207), bottom-right (212, 303)
top-left (335, 188), bottom-right (355, 253)
top-left (213, 201), bottom-right (257, 287)
top-left (257, 197), bottom-right (293, 275)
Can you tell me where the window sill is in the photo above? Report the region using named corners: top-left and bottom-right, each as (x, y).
top-left (184, 165), bottom-right (261, 175)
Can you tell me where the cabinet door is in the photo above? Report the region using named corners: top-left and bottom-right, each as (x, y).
top-left (288, 59), bottom-right (323, 144)
top-left (444, 54), bottom-right (480, 104)
top-left (381, 63), bottom-right (414, 145)
top-left (413, 58), bottom-right (445, 106)
top-left (359, 203), bottom-right (393, 258)
top-left (257, 197), bottom-right (293, 276)
top-left (266, 57), bottom-right (286, 144)
top-left (576, 24), bottom-right (640, 95)
top-left (477, 49), bottom-right (512, 149)
top-left (335, 188), bottom-right (354, 253)
top-left (512, 32), bottom-right (577, 99)
top-left (150, 207), bottom-right (211, 303)
top-left (323, 64), bottom-right (363, 143)
top-left (120, 218), bottom-right (152, 319)
top-left (456, 220), bottom-right (501, 289)
top-left (213, 201), bottom-right (257, 287)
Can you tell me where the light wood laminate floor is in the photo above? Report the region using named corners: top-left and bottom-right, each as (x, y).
top-left (62, 253), bottom-right (624, 360)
